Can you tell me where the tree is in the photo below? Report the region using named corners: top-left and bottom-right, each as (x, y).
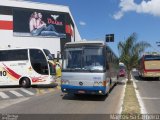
top-left (118, 33), bottom-right (151, 83)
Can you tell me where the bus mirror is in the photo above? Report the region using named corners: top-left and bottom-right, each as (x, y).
top-left (57, 51), bottom-right (61, 62)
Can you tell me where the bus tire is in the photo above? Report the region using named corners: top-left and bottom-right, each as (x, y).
top-left (105, 92), bottom-right (109, 97)
top-left (74, 93), bottom-right (80, 96)
top-left (20, 78), bottom-right (31, 88)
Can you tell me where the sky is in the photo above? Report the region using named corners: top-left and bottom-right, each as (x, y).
top-left (29, 0), bottom-right (160, 56)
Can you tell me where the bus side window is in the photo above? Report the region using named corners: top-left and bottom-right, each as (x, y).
top-left (106, 51), bottom-right (109, 70)
top-left (106, 60), bottom-right (109, 70)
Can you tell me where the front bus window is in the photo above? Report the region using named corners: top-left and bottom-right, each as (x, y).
top-left (63, 46), bottom-right (105, 72)
top-left (30, 49), bottom-right (49, 75)
top-left (63, 47), bottom-right (83, 70)
top-left (83, 47), bottom-right (105, 71)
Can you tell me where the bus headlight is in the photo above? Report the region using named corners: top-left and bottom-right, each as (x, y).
top-left (99, 90), bottom-right (102, 94)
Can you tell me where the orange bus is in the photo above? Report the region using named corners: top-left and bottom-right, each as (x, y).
top-left (138, 53), bottom-right (160, 79)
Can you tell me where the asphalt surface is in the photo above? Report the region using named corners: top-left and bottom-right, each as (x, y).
top-left (133, 71), bottom-right (160, 114)
top-left (0, 79), bottom-right (126, 120)
top-left (0, 85), bottom-right (57, 101)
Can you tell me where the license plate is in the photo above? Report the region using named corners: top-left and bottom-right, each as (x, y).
top-left (78, 90), bottom-right (85, 94)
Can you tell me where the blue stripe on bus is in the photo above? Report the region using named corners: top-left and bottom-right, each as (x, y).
top-left (61, 85), bottom-right (107, 94)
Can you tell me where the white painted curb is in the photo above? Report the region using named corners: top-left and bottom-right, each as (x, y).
top-left (119, 76), bottom-right (147, 115)
top-left (132, 78), bottom-right (147, 114)
top-left (119, 78), bottom-right (127, 114)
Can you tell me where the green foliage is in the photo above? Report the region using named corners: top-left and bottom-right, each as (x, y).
top-left (118, 33), bottom-right (151, 82)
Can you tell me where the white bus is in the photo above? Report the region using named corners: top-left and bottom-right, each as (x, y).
top-left (61, 41), bottom-right (119, 95)
top-left (0, 48), bottom-right (56, 88)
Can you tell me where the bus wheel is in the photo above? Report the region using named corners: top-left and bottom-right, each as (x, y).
top-left (20, 78), bottom-right (30, 88)
top-left (74, 93), bottom-right (80, 96)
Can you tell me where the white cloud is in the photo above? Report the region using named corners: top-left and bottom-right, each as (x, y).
top-left (113, 0), bottom-right (160, 20)
top-left (79, 21), bottom-right (86, 26)
top-left (113, 11), bottom-right (124, 20)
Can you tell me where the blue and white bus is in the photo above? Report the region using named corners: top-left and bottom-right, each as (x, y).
top-left (61, 41), bottom-right (119, 95)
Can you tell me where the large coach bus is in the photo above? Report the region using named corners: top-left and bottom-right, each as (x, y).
top-left (61, 41), bottom-right (119, 95)
top-left (138, 53), bottom-right (160, 79)
top-left (0, 48), bottom-right (56, 88)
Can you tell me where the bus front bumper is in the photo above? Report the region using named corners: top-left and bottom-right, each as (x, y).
top-left (61, 85), bottom-right (107, 95)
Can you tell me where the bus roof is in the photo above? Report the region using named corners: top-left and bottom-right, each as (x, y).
top-left (65, 41), bottom-right (119, 59)
top-left (0, 47), bottom-right (47, 51)
top-left (65, 41), bottom-right (105, 46)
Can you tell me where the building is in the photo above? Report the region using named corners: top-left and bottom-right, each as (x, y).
top-left (0, 0), bottom-right (81, 57)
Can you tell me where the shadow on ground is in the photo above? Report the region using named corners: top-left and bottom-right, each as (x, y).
top-left (133, 75), bottom-right (160, 81)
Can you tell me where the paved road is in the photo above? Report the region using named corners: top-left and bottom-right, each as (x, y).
top-left (133, 71), bottom-right (160, 114)
top-left (0, 79), bottom-right (126, 120)
top-left (0, 85), bottom-right (57, 100)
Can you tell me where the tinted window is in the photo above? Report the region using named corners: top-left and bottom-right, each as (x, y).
top-left (144, 55), bottom-right (160, 61)
top-left (43, 49), bottom-right (53, 60)
top-left (30, 49), bottom-right (48, 75)
top-left (0, 49), bottom-right (28, 61)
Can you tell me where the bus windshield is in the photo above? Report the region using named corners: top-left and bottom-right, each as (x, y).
top-left (63, 46), bottom-right (105, 72)
top-left (43, 49), bottom-right (54, 60)
top-left (144, 55), bottom-right (160, 61)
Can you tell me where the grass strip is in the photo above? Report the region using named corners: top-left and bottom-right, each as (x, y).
top-left (122, 82), bottom-right (141, 114)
